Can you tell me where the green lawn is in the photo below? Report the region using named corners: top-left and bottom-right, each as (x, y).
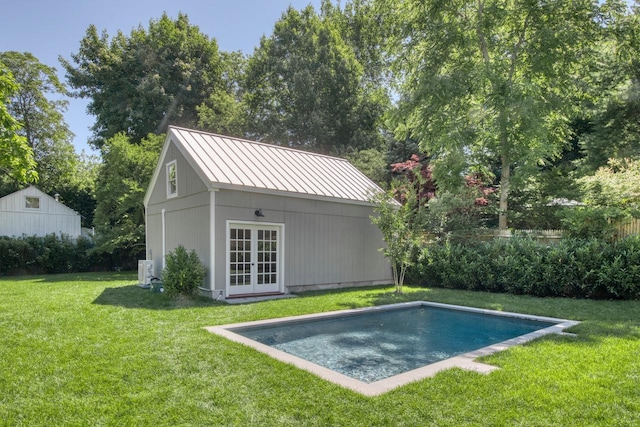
top-left (1, 273), bottom-right (638, 426)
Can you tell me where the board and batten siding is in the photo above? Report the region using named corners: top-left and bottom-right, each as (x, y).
top-left (146, 140), bottom-right (209, 207)
top-left (144, 127), bottom-right (393, 298)
top-left (0, 187), bottom-right (81, 238)
top-left (214, 189), bottom-right (392, 292)
top-left (145, 140), bottom-right (211, 278)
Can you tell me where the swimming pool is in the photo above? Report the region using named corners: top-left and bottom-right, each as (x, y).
top-left (206, 301), bottom-right (579, 395)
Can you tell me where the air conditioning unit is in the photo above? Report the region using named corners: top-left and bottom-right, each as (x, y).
top-left (138, 260), bottom-right (155, 287)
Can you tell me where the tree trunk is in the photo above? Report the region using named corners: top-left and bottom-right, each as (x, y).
top-left (499, 153), bottom-right (510, 230)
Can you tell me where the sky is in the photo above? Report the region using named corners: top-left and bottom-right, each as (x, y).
top-left (1, 0), bottom-right (322, 155)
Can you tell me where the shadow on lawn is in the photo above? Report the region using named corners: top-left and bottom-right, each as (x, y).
top-left (93, 285), bottom-right (220, 310)
top-left (0, 271), bottom-right (136, 283)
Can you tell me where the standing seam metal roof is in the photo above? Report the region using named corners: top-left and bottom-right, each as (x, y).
top-left (169, 126), bottom-right (383, 203)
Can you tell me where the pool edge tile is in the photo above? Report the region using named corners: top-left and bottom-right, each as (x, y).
top-left (204, 301), bottom-right (580, 396)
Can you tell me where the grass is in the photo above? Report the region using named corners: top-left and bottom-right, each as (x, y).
top-left (0, 272), bottom-right (638, 426)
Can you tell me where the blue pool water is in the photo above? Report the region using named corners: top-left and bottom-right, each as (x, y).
top-left (235, 306), bottom-right (557, 383)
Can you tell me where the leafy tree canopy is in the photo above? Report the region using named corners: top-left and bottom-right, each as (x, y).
top-left (0, 51), bottom-right (78, 195)
top-left (197, 51), bottom-right (248, 137)
top-left (0, 62), bottom-right (36, 184)
top-left (61, 13), bottom-right (229, 148)
top-left (579, 157), bottom-right (640, 212)
top-left (383, 0), bottom-right (603, 229)
top-left (93, 133), bottom-right (163, 268)
top-left (243, 3), bottom-right (388, 155)
top-left (575, 2), bottom-right (640, 172)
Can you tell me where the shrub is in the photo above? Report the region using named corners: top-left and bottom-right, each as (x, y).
top-left (0, 234), bottom-right (96, 275)
top-left (559, 206), bottom-right (623, 241)
top-left (410, 235), bottom-right (640, 300)
top-left (162, 245), bottom-right (206, 298)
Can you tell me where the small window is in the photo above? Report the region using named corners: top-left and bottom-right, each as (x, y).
top-left (167, 161), bottom-right (177, 198)
top-left (25, 196), bottom-right (40, 209)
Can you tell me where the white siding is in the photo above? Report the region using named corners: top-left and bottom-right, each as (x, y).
top-left (0, 187), bottom-right (81, 238)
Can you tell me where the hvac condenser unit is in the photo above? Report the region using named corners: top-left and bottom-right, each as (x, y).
top-left (138, 260), bottom-right (155, 287)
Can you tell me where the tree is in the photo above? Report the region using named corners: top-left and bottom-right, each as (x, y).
top-left (0, 51), bottom-right (78, 195)
top-left (57, 152), bottom-right (100, 227)
top-left (579, 157), bottom-right (640, 212)
top-left (197, 51), bottom-right (248, 137)
top-left (575, 2), bottom-right (640, 173)
top-left (243, 4), bottom-right (387, 155)
top-left (93, 133), bottom-right (163, 268)
top-left (0, 62), bottom-right (36, 184)
top-left (61, 13), bottom-right (231, 148)
top-left (370, 174), bottom-right (426, 293)
top-left (346, 147), bottom-right (388, 186)
top-left (384, 0), bottom-right (602, 229)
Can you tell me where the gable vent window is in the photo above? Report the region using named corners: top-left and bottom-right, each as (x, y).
top-left (167, 160), bottom-right (178, 198)
top-left (25, 196), bottom-right (40, 209)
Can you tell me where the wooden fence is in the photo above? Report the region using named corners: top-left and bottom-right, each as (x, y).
top-left (428, 221), bottom-right (640, 245)
top-left (492, 220), bottom-right (640, 243)
top-left (615, 218), bottom-right (640, 240)
top-left (493, 229), bottom-right (564, 245)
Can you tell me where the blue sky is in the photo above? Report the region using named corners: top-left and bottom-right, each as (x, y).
top-left (1, 0), bottom-right (321, 155)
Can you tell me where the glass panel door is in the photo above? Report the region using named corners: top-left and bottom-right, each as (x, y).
top-left (228, 224), bottom-right (281, 296)
top-left (256, 228), bottom-right (279, 292)
top-left (229, 227), bottom-right (253, 295)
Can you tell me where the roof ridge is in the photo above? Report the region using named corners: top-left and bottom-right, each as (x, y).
top-left (168, 126), bottom-right (350, 163)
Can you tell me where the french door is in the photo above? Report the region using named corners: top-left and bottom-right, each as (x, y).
top-left (227, 222), bottom-right (283, 296)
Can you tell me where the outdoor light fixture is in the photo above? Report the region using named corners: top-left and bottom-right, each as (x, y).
top-left (254, 209), bottom-right (265, 217)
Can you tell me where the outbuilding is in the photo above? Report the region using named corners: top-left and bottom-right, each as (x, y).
top-left (0, 186), bottom-right (81, 238)
top-left (143, 126), bottom-right (392, 299)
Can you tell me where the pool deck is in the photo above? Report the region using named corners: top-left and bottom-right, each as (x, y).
top-left (205, 301), bottom-right (580, 396)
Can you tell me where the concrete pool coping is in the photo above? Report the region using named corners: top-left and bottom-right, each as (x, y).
top-left (204, 301), bottom-right (580, 396)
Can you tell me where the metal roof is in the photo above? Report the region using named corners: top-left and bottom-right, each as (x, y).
top-left (168, 126), bottom-right (383, 204)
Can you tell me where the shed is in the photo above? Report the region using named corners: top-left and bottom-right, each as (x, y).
top-left (144, 126), bottom-right (392, 299)
top-left (0, 186), bottom-right (81, 238)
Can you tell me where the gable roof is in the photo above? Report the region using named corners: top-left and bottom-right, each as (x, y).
top-left (0, 186), bottom-right (79, 216)
top-left (145, 126), bottom-right (384, 206)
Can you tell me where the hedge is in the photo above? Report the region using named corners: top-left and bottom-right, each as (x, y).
top-left (0, 235), bottom-right (96, 275)
top-left (410, 235), bottom-right (640, 300)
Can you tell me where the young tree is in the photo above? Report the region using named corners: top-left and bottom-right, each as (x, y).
top-left (0, 62), bottom-right (36, 184)
top-left (61, 13), bottom-right (233, 148)
top-left (0, 51), bottom-right (78, 195)
top-left (370, 175), bottom-right (426, 293)
top-left (384, 0), bottom-right (602, 229)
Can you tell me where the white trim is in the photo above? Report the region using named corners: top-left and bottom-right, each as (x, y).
top-left (144, 134), bottom-right (173, 207)
top-left (209, 189), bottom-right (218, 294)
top-left (144, 130), bottom-right (218, 208)
top-left (0, 186), bottom-right (79, 216)
top-left (166, 160), bottom-right (178, 199)
top-left (225, 220), bottom-right (285, 297)
top-left (143, 129), bottom-right (380, 209)
top-left (144, 127), bottom-right (383, 208)
top-left (24, 195), bottom-right (41, 210)
top-left (161, 208), bottom-right (166, 270)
